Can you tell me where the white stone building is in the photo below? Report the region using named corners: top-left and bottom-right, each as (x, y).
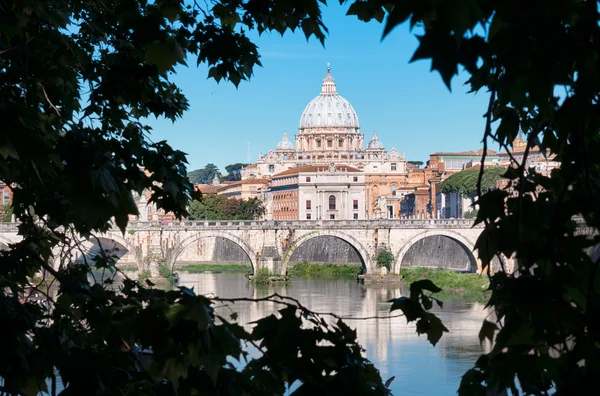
top-left (266, 164), bottom-right (365, 221)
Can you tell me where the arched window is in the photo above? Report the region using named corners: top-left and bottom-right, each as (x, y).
top-left (392, 184), bottom-right (397, 196)
top-left (329, 195), bottom-right (336, 210)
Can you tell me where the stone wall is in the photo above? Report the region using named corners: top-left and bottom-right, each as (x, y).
top-left (400, 235), bottom-right (475, 271)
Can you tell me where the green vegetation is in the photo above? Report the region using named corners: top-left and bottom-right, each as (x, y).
top-left (399, 268), bottom-right (489, 302)
top-left (116, 264), bottom-right (139, 272)
top-left (2, 0), bottom-right (598, 394)
top-left (188, 163), bottom-right (220, 184)
top-left (138, 269), bottom-right (151, 282)
top-left (463, 210), bottom-right (478, 219)
top-left (1, 204), bottom-right (13, 222)
top-left (288, 262), bottom-right (362, 278)
top-left (440, 167), bottom-right (506, 197)
top-left (188, 194), bottom-right (265, 220)
top-left (180, 263), bottom-right (251, 274)
top-left (224, 163), bottom-right (251, 182)
top-left (250, 267), bottom-right (291, 284)
top-left (376, 250), bottom-right (393, 271)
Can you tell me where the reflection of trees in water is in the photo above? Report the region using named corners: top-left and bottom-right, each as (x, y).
top-left (103, 272), bottom-right (489, 387)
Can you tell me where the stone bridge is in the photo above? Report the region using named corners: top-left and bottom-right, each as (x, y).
top-left (0, 219), bottom-right (496, 275)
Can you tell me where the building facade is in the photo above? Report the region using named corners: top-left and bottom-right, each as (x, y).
top-left (267, 164), bottom-right (365, 221)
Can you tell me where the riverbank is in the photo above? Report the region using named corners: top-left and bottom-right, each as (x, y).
top-left (399, 268), bottom-right (490, 302)
top-left (288, 262), bottom-right (362, 278)
top-left (180, 264), bottom-right (252, 274)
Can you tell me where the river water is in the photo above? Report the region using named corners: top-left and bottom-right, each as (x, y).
top-left (173, 272), bottom-right (489, 395)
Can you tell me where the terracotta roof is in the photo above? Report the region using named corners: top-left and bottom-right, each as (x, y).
top-left (220, 178), bottom-right (269, 187)
top-left (273, 165), bottom-right (362, 177)
top-left (198, 185), bottom-right (222, 194)
top-left (431, 148), bottom-right (497, 156)
top-left (244, 163), bottom-right (258, 169)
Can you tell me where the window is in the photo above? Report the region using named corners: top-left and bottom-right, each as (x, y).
top-left (353, 213), bottom-right (358, 220)
top-left (330, 214), bottom-right (335, 220)
top-left (373, 154), bottom-right (378, 159)
top-left (391, 163), bottom-right (397, 171)
top-left (329, 195), bottom-right (336, 210)
top-left (353, 176), bottom-right (358, 182)
top-left (306, 200), bottom-right (311, 210)
top-left (338, 138), bottom-right (344, 147)
top-left (306, 176), bottom-right (311, 182)
top-left (392, 184), bottom-right (397, 196)
top-left (353, 200), bottom-right (358, 210)
top-left (306, 213), bottom-right (311, 220)
top-left (317, 140), bottom-right (321, 147)
top-left (327, 140), bottom-right (333, 148)
top-left (268, 165), bottom-right (275, 172)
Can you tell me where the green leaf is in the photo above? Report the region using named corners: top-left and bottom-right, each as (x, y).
top-left (145, 39), bottom-right (185, 73)
top-left (410, 279), bottom-right (443, 296)
top-left (0, 141), bottom-right (20, 160)
top-left (382, 4), bottom-right (411, 39)
top-left (496, 107), bottom-right (520, 146)
top-left (389, 297), bottom-right (424, 322)
top-left (422, 295), bottom-right (433, 310)
top-left (424, 313), bottom-right (449, 346)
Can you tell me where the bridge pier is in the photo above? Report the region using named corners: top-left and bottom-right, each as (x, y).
top-left (256, 246), bottom-right (284, 276)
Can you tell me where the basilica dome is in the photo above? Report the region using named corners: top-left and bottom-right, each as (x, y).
top-left (298, 66), bottom-right (360, 131)
top-left (367, 131), bottom-right (384, 150)
top-left (276, 132), bottom-right (294, 150)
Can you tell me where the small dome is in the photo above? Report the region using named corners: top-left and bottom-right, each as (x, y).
top-left (367, 131), bottom-right (384, 150)
top-left (276, 132), bottom-right (294, 151)
top-left (298, 64), bottom-right (360, 131)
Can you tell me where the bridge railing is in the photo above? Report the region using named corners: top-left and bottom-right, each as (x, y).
top-left (122, 218), bottom-right (481, 230)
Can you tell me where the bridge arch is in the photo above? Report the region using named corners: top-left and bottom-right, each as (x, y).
top-left (75, 235), bottom-right (132, 267)
top-left (170, 231), bottom-right (258, 272)
top-left (393, 230), bottom-right (478, 273)
top-left (282, 230), bottom-right (371, 274)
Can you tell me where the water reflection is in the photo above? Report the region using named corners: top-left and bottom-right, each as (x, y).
top-left (174, 272), bottom-right (489, 395)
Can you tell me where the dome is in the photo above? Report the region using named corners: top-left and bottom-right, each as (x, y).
top-left (367, 131), bottom-right (384, 150)
top-left (276, 132), bottom-right (294, 151)
top-left (299, 65), bottom-right (359, 131)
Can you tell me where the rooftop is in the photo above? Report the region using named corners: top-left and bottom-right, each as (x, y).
top-left (273, 164), bottom-right (362, 177)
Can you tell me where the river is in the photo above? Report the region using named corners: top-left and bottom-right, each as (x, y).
top-left (172, 272), bottom-right (489, 395)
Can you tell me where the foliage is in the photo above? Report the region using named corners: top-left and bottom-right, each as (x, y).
top-left (181, 264), bottom-right (252, 274)
top-left (250, 268), bottom-right (291, 284)
top-left (188, 163), bottom-right (220, 184)
top-left (158, 262), bottom-right (177, 284)
top-left (288, 262), bottom-right (362, 278)
top-left (0, 204), bottom-right (12, 222)
top-left (189, 194), bottom-right (264, 220)
top-left (346, 0), bottom-right (600, 393)
top-left (407, 160), bottom-right (424, 167)
top-left (0, 1), bottom-right (394, 394)
top-left (376, 250), bottom-right (393, 271)
top-left (138, 269), bottom-right (152, 282)
top-left (439, 167), bottom-right (506, 197)
top-left (399, 268), bottom-right (489, 303)
top-left (389, 279), bottom-right (449, 346)
top-left (463, 210), bottom-right (478, 219)
top-left (224, 163), bottom-right (250, 182)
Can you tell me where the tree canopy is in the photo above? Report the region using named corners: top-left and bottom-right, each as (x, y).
top-left (1, 0), bottom-right (599, 395)
top-left (188, 163), bottom-right (221, 184)
top-left (224, 163), bottom-right (250, 181)
top-left (188, 195), bottom-right (264, 220)
top-left (440, 167), bottom-right (506, 197)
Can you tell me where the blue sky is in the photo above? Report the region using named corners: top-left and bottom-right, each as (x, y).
top-left (148, 3), bottom-right (490, 173)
